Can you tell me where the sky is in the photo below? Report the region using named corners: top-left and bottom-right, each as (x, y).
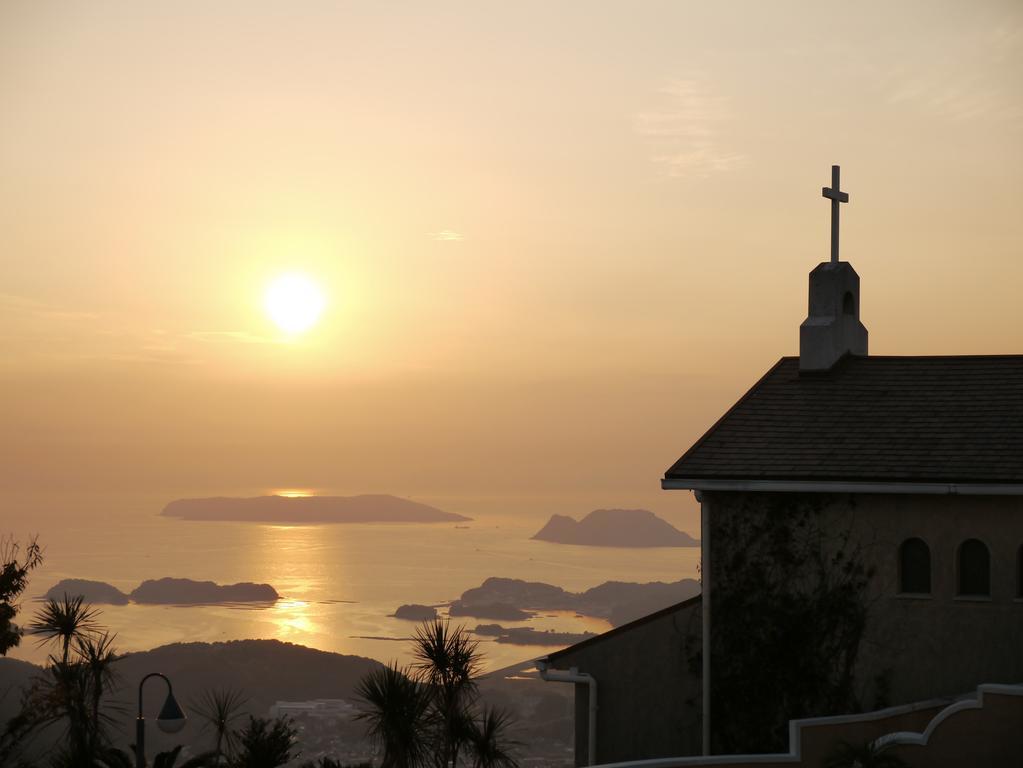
top-left (1, 1), bottom-right (1021, 528)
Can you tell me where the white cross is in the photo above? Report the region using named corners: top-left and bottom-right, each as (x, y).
top-left (822, 165), bottom-right (849, 263)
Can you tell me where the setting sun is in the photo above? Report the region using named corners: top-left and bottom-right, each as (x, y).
top-left (265, 273), bottom-right (326, 334)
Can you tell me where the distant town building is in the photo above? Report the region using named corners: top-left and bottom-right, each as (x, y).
top-left (269, 698), bottom-right (356, 720)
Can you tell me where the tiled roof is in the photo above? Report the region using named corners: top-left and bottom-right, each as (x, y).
top-left (664, 355), bottom-right (1023, 485)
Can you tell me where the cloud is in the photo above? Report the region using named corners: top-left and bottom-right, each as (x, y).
top-left (186, 330), bottom-right (277, 345)
top-left (0, 292), bottom-right (100, 322)
top-left (430, 230), bottom-right (464, 241)
top-left (633, 79), bottom-right (745, 178)
top-left (650, 148), bottom-right (746, 177)
top-left (882, 17), bottom-right (1023, 124)
top-left (886, 75), bottom-right (1022, 123)
top-left (0, 292), bottom-right (278, 369)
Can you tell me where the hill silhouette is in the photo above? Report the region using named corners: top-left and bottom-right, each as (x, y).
top-left (0, 640), bottom-right (384, 759)
top-left (0, 656), bottom-right (37, 725)
top-left (162, 494), bottom-right (470, 523)
top-left (531, 508), bottom-right (699, 547)
top-left (0, 639), bottom-right (571, 760)
top-left (114, 639), bottom-right (381, 714)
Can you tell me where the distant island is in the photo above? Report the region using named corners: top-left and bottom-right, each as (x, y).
top-left (450, 602), bottom-right (534, 621)
top-left (162, 494), bottom-right (471, 524)
top-left (43, 577), bottom-right (279, 605)
top-left (531, 508), bottom-right (699, 547)
top-left (451, 576), bottom-right (701, 627)
top-left (45, 579), bottom-right (130, 605)
top-left (473, 624), bottom-right (597, 646)
top-left (131, 578), bottom-right (279, 604)
top-left (393, 604), bottom-right (439, 621)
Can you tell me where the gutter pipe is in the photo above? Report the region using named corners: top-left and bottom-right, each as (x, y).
top-left (698, 491), bottom-right (710, 755)
top-left (536, 659), bottom-right (598, 765)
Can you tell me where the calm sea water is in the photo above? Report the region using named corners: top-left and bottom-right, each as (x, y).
top-left (4, 492), bottom-right (700, 672)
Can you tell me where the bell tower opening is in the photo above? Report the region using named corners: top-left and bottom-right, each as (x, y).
top-left (842, 291), bottom-right (855, 315)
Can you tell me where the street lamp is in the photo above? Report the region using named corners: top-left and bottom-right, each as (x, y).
top-left (136, 672), bottom-right (187, 768)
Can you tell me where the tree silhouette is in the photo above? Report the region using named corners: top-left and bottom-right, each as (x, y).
top-left (191, 688), bottom-right (247, 764)
top-left (354, 664), bottom-right (431, 768)
top-left (466, 707), bottom-right (518, 768)
top-left (29, 595), bottom-right (100, 665)
top-left (230, 716), bottom-right (298, 768)
top-left (0, 536), bottom-right (43, 656)
top-left (3, 595), bottom-right (129, 766)
top-left (411, 620), bottom-right (480, 768)
top-left (354, 621), bottom-right (518, 768)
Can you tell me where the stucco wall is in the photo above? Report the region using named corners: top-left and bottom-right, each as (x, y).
top-left (793, 701), bottom-right (944, 766)
top-left (892, 690), bottom-right (1023, 767)
top-left (704, 491), bottom-right (1023, 709)
top-left (546, 598), bottom-right (703, 766)
top-left (589, 689), bottom-right (1022, 767)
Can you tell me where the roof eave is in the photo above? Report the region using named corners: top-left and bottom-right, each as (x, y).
top-left (661, 478), bottom-right (1023, 495)
top-left (543, 594), bottom-right (703, 664)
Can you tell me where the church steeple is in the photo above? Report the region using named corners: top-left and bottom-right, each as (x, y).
top-left (799, 166), bottom-right (868, 371)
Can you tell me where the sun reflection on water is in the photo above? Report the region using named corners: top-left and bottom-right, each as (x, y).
top-left (249, 522), bottom-right (336, 648)
top-left (273, 599), bottom-right (318, 639)
top-left (269, 488), bottom-right (315, 498)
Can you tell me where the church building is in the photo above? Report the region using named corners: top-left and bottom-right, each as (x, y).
top-left (538, 167), bottom-right (1023, 766)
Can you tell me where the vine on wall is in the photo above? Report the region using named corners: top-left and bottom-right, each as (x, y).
top-left (689, 494), bottom-right (874, 754)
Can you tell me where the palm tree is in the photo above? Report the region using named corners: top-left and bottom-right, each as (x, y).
top-left (20, 597), bottom-right (125, 764)
top-left (192, 688), bottom-right (247, 764)
top-left (354, 664), bottom-right (432, 768)
top-left (466, 707), bottom-right (518, 768)
top-left (75, 631), bottom-right (122, 756)
top-left (47, 655), bottom-right (95, 757)
top-left (29, 595), bottom-right (99, 665)
top-left (411, 620), bottom-right (480, 768)
top-left (230, 716), bottom-right (298, 768)
top-left (354, 623), bottom-right (518, 768)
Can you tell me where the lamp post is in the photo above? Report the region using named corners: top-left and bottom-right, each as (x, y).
top-left (136, 672), bottom-right (187, 768)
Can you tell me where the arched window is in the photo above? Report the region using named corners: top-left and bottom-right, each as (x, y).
top-left (899, 538), bottom-right (931, 594)
top-left (842, 291), bottom-right (855, 315)
top-left (957, 539), bottom-right (990, 597)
